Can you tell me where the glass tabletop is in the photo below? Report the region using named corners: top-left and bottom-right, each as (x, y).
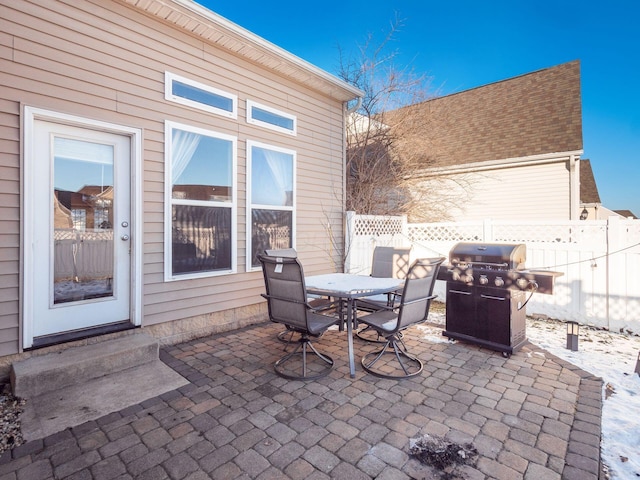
top-left (305, 273), bottom-right (402, 299)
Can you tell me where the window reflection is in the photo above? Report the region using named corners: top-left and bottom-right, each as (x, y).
top-left (172, 205), bottom-right (232, 274)
top-left (168, 123), bottom-right (235, 277)
top-left (52, 138), bottom-right (114, 303)
top-left (251, 146), bottom-right (293, 206)
top-left (251, 210), bottom-right (293, 268)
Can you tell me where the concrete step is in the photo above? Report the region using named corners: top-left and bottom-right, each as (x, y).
top-left (19, 360), bottom-right (189, 441)
top-left (10, 332), bottom-right (159, 398)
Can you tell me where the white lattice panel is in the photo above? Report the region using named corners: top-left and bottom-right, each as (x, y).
top-left (407, 223), bottom-right (483, 242)
top-left (353, 215), bottom-right (403, 237)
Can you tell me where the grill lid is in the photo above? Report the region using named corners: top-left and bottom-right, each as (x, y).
top-left (449, 242), bottom-right (526, 270)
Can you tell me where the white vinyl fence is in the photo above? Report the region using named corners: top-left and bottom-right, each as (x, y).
top-left (345, 212), bottom-right (640, 333)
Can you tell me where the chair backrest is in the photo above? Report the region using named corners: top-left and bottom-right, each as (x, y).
top-left (264, 248), bottom-right (298, 258)
top-left (371, 246), bottom-right (412, 279)
top-left (395, 257), bottom-right (445, 331)
top-left (258, 253), bottom-right (308, 330)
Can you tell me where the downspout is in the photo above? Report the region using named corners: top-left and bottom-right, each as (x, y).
top-left (346, 96), bottom-right (363, 115)
top-left (569, 155), bottom-right (580, 220)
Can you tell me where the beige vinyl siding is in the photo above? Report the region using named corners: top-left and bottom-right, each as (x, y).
top-left (0, 242), bottom-right (18, 359)
top-left (0, 94), bottom-right (20, 354)
top-left (443, 161), bottom-right (570, 221)
top-left (0, 0), bottom-right (347, 351)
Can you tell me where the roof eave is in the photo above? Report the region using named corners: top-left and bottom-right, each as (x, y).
top-left (415, 150), bottom-right (584, 177)
top-left (120, 0), bottom-right (363, 102)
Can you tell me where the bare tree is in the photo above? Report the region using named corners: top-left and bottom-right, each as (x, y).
top-left (338, 17), bottom-right (467, 222)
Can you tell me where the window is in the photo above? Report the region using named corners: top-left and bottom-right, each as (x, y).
top-left (165, 72), bottom-right (237, 119)
top-left (247, 141), bottom-right (295, 269)
top-left (247, 100), bottom-right (296, 135)
top-left (165, 121), bottom-right (236, 279)
top-left (71, 209), bottom-right (87, 231)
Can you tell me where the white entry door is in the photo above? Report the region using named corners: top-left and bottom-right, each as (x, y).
top-left (28, 120), bottom-right (132, 339)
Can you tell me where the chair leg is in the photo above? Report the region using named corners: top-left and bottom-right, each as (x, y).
top-left (274, 336), bottom-right (334, 380)
top-left (361, 335), bottom-right (423, 379)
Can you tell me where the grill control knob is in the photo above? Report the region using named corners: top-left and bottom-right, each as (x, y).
top-left (516, 278), bottom-right (529, 289)
top-left (494, 277), bottom-right (505, 287)
top-left (479, 275), bottom-right (488, 285)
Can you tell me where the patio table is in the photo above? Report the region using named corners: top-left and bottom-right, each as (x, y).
top-left (305, 273), bottom-right (403, 378)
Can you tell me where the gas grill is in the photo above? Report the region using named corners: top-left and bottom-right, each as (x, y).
top-left (437, 242), bottom-right (562, 356)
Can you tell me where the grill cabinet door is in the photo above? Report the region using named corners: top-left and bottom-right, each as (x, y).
top-left (446, 284), bottom-right (475, 338)
top-left (477, 288), bottom-right (511, 346)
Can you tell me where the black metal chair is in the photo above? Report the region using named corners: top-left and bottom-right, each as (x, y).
top-left (258, 253), bottom-right (340, 380)
top-left (356, 246), bottom-right (411, 343)
top-left (358, 257), bottom-right (445, 379)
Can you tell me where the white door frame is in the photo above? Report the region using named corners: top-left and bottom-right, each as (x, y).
top-left (22, 106), bottom-right (143, 349)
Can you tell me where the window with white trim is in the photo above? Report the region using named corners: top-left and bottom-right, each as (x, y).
top-left (165, 72), bottom-right (237, 119)
top-left (165, 121), bottom-right (237, 279)
top-left (247, 141), bottom-right (296, 269)
top-left (247, 100), bottom-right (296, 135)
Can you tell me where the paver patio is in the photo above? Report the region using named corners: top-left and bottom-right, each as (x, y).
top-left (0, 321), bottom-right (603, 479)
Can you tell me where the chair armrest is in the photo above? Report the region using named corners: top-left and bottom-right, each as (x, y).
top-left (260, 293), bottom-right (307, 306)
top-left (401, 294), bottom-right (437, 307)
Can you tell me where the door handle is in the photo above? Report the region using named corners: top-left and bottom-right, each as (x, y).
top-left (121, 234), bottom-right (130, 241)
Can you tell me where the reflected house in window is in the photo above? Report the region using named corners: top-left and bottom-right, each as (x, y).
top-left (172, 184), bottom-right (231, 203)
top-left (54, 185), bottom-right (113, 231)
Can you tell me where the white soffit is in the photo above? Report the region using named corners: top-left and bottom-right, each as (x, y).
top-left (120, 0), bottom-right (363, 102)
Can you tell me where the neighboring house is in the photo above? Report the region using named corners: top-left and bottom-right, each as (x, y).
top-left (580, 159), bottom-right (637, 220)
top-left (0, 0), bottom-right (361, 375)
top-left (390, 60), bottom-right (584, 222)
top-left (614, 210), bottom-right (638, 220)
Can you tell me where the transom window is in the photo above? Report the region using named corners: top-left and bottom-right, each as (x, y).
top-left (247, 141), bottom-right (296, 269)
top-left (165, 72), bottom-right (237, 119)
top-left (165, 121), bottom-right (237, 279)
top-left (247, 100), bottom-right (296, 135)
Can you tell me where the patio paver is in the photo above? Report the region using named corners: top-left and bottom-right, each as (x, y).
top-left (0, 321), bottom-right (603, 479)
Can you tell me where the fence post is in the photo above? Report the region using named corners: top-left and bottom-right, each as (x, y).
top-left (344, 211), bottom-right (356, 273)
top-left (483, 219), bottom-right (493, 242)
top-left (606, 216), bottom-right (623, 331)
top-left (402, 215), bottom-right (408, 242)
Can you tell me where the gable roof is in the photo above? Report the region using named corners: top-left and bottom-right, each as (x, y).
top-left (579, 159), bottom-right (601, 204)
top-left (121, 0), bottom-right (362, 102)
top-left (392, 60), bottom-right (583, 168)
top-left (614, 210), bottom-right (638, 219)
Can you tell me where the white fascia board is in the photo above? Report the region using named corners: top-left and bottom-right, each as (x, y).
top-left (167, 0), bottom-right (364, 101)
top-left (416, 150), bottom-right (584, 177)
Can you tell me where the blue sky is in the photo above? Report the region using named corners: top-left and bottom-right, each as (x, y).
top-left (200, 0), bottom-right (640, 217)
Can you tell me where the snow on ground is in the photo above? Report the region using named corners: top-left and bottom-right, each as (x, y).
top-left (422, 309), bottom-right (640, 479)
top-left (526, 316), bottom-right (640, 480)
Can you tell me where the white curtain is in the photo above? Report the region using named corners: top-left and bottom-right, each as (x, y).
top-left (171, 129), bottom-right (201, 184)
top-left (254, 147), bottom-right (292, 206)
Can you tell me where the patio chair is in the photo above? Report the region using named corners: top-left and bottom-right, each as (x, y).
top-left (258, 253), bottom-right (340, 380)
top-left (264, 249), bottom-right (335, 344)
top-left (358, 256), bottom-right (445, 379)
top-left (356, 246), bottom-right (411, 343)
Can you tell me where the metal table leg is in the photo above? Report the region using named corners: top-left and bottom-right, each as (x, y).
top-left (346, 297), bottom-right (356, 378)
